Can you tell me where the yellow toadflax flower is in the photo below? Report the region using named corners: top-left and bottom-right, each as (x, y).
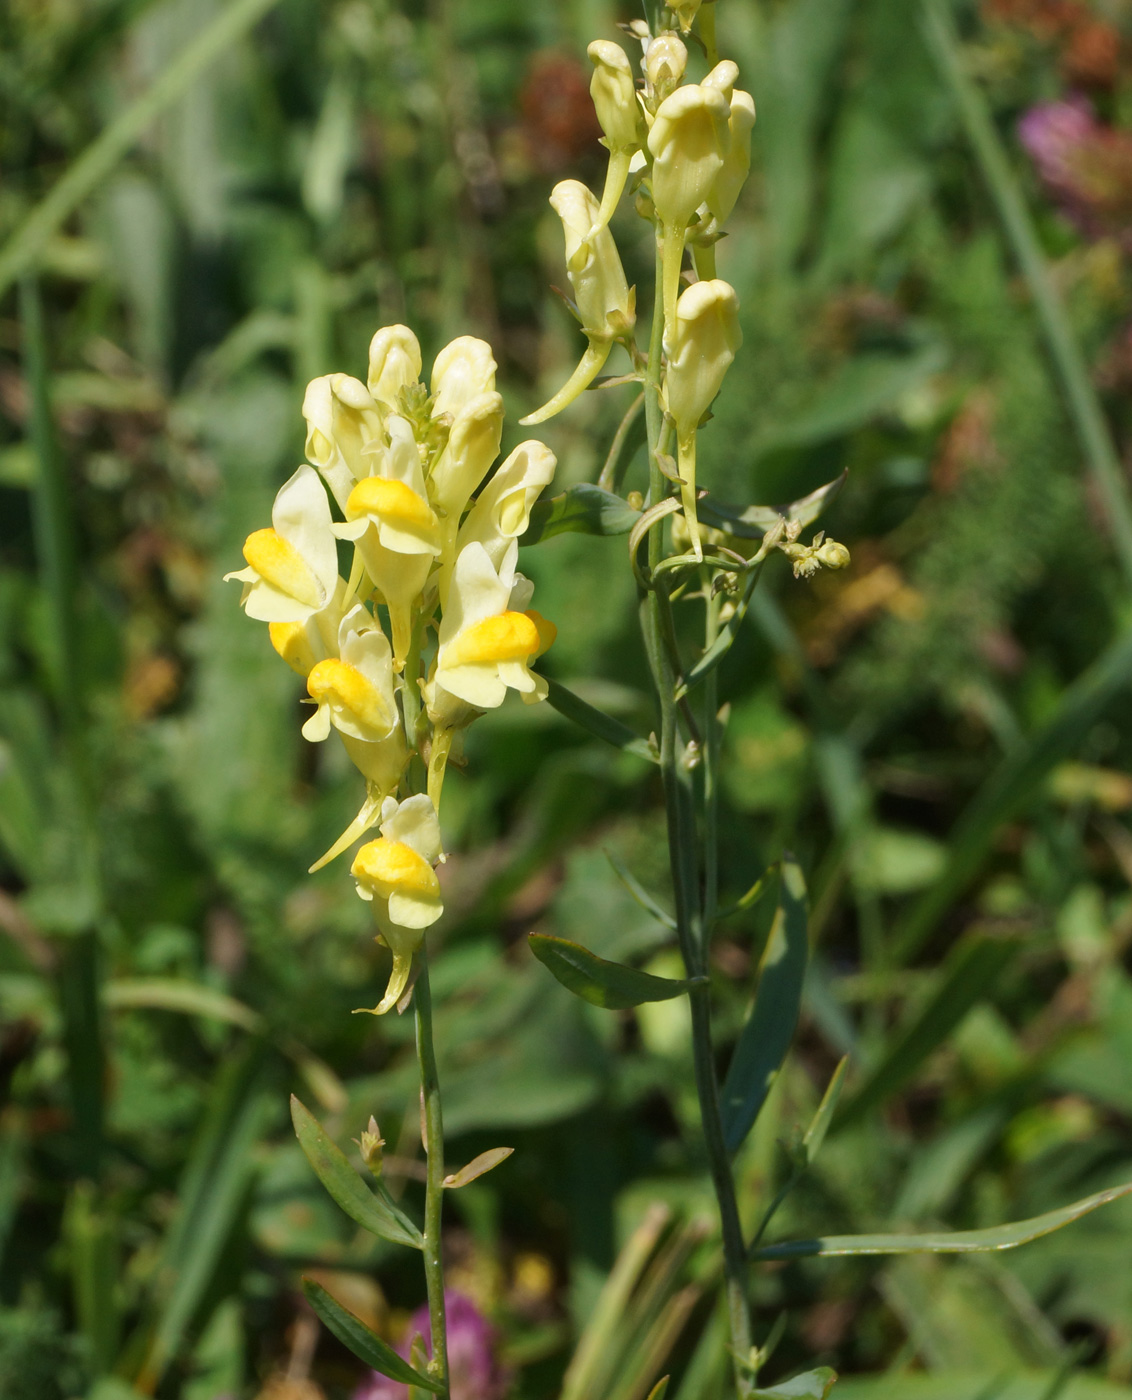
top-left (225, 465), bottom-right (340, 623)
top-left (586, 40), bottom-right (645, 237)
top-left (352, 794), bottom-right (444, 1014)
top-left (301, 603), bottom-right (399, 745)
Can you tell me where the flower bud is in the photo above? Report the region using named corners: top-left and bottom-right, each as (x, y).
top-left (648, 82), bottom-right (731, 232)
top-left (644, 33), bottom-right (687, 104)
top-left (431, 336), bottom-right (497, 419)
top-left (367, 325), bottom-right (423, 409)
top-left (817, 539), bottom-right (851, 570)
top-left (663, 279), bottom-right (742, 559)
top-left (707, 88), bottom-right (755, 224)
top-left (428, 391), bottom-right (505, 522)
top-left (457, 440), bottom-right (557, 570)
top-left (588, 41), bottom-right (642, 154)
top-left (670, 0), bottom-right (702, 33)
top-left (553, 181), bottom-right (634, 338)
top-left (358, 1116), bottom-right (385, 1178)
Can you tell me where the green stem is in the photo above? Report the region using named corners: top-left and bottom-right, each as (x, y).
top-left (921, 0), bottom-right (1132, 587)
top-left (702, 587), bottom-right (722, 942)
top-left (639, 233), bottom-right (752, 1397)
top-left (414, 949), bottom-right (449, 1395)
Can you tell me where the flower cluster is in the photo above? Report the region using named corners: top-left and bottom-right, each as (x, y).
top-left (521, 25), bottom-right (755, 561)
top-left (227, 328), bottom-right (557, 1013)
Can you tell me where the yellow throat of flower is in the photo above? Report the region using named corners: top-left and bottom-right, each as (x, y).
top-left (444, 610), bottom-right (556, 669)
top-left (347, 477), bottom-right (438, 534)
top-left (307, 658), bottom-right (393, 735)
top-left (242, 528), bottom-right (325, 609)
top-left (351, 838), bottom-right (440, 900)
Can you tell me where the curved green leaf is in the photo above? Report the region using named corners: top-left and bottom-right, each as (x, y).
top-left (751, 1179), bottom-right (1132, 1261)
top-left (443, 1147), bottom-right (513, 1188)
top-left (290, 1097), bottom-right (422, 1249)
top-left (301, 1279), bottom-right (442, 1392)
top-left (546, 680), bottom-right (658, 763)
top-left (699, 471), bottom-right (848, 540)
top-left (520, 483), bottom-right (641, 546)
top-left (721, 858), bottom-right (809, 1153)
top-left (529, 934), bottom-right (700, 1010)
top-left (755, 1368), bottom-right (838, 1399)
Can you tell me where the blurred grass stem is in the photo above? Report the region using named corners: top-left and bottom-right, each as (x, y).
top-left (641, 236), bottom-right (752, 1396)
top-left (414, 948), bottom-right (450, 1394)
top-left (921, 0), bottom-right (1132, 587)
top-left (0, 0), bottom-right (282, 300)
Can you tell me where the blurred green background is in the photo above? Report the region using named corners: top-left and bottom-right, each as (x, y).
top-left (5, 0), bottom-right (1132, 1396)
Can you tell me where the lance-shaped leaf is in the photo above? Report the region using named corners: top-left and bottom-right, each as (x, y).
top-left (698, 471), bottom-right (848, 540)
top-left (290, 1096), bottom-right (422, 1249)
top-left (529, 934), bottom-right (701, 1010)
top-left (546, 679), bottom-right (658, 764)
top-left (521, 483), bottom-right (641, 546)
top-left (443, 1147), bottom-right (514, 1188)
top-left (754, 1368), bottom-right (838, 1399)
top-left (751, 1179), bottom-right (1132, 1261)
top-left (301, 1279), bottom-right (443, 1392)
top-left (721, 858), bottom-right (809, 1153)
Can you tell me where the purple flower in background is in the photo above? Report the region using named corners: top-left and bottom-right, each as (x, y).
top-left (352, 1292), bottom-right (509, 1400)
top-left (1018, 96), bottom-right (1132, 240)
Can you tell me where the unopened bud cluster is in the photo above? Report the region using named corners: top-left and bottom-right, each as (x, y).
top-left (522, 16), bottom-right (757, 562)
top-left (227, 328), bottom-right (557, 1013)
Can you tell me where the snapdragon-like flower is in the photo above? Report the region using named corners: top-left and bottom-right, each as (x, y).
top-left (704, 67), bottom-right (756, 225)
top-left (302, 604), bottom-right (398, 744)
top-left (663, 278), bottom-right (742, 559)
top-left (225, 465), bottom-right (340, 623)
top-left (643, 33), bottom-right (687, 105)
top-left (302, 374), bottom-right (385, 513)
top-left (333, 414), bottom-right (441, 666)
top-left (587, 40), bottom-right (645, 237)
top-left (647, 80), bottom-right (731, 342)
top-left (352, 794), bottom-right (444, 1014)
top-left (430, 390), bottom-right (506, 572)
top-left (431, 336), bottom-right (497, 419)
top-left (456, 440), bottom-right (557, 571)
top-left (520, 180), bottom-right (635, 426)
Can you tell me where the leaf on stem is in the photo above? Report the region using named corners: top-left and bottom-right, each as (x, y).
top-left (802, 1055), bottom-right (850, 1165)
top-left (290, 1096), bottom-right (422, 1249)
top-left (698, 471), bottom-right (848, 541)
top-left (528, 934), bottom-right (701, 1010)
top-left (751, 1179), bottom-right (1132, 1261)
top-left (720, 857), bottom-right (809, 1153)
top-left (546, 679), bottom-right (658, 764)
top-left (605, 850), bottom-right (676, 930)
top-left (598, 391), bottom-right (647, 493)
top-left (674, 559), bottom-right (765, 700)
top-left (443, 1147), bottom-right (514, 1188)
top-left (753, 1368), bottom-right (838, 1399)
top-left (520, 483), bottom-right (641, 546)
top-left (301, 1279), bottom-right (443, 1392)
top-left (717, 865), bottom-right (778, 921)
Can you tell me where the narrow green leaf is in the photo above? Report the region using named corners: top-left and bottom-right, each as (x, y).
top-left (105, 978), bottom-right (263, 1032)
top-left (520, 483), bottom-right (641, 546)
top-left (606, 850), bottom-right (676, 930)
top-left (699, 471), bottom-right (848, 541)
top-left (529, 934), bottom-right (700, 1010)
top-left (752, 1179), bottom-right (1132, 1261)
top-left (721, 858), bottom-right (809, 1153)
top-left (290, 1096), bottom-right (422, 1249)
top-left (645, 1379), bottom-right (670, 1400)
top-left (301, 1279), bottom-right (442, 1393)
top-left (546, 679), bottom-right (658, 764)
top-left (893, 624), bottom-right (1132, 962)
top-left (803, 1055), bottom-right (850, 1165)
top-left (133, 1047), bottom-right (270, 1389)
top-left (443, 1147), bottom-right (514, 1188)
top-left (718, 866), bottom-right (778, 922)
top-left (836, 933), bottom-right (1019, 1129)
top-left (754, 1368), bottom-right (838, 1399)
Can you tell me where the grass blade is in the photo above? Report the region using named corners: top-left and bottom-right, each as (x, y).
top-left (892, 626), bottom-right (1132, 963)
top-left (751, 1180), bottom-right (1132, 1260)
top-left (0, 0), bottom-right (284, 299)
top-left (920, 0), bottom-right (1132, 584)
top-left (837, 933), bottom-right (1019, 1130)
top-left (720, 858), bottom-right (809, 1153)
top-left (290, 1096), bottom-right (422, 1249)
top-left (301, 1279), bottom-right (443, 1392)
